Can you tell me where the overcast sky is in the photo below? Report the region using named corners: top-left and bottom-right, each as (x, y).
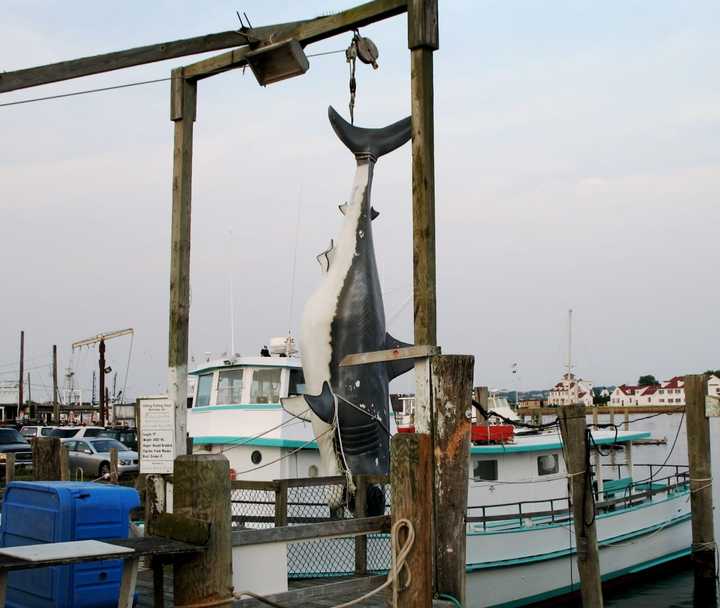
top-left (1, 1), bottom-right (718, 400)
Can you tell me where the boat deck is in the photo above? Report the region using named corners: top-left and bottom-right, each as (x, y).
top-left (136, 567), bottom-right (454, 607)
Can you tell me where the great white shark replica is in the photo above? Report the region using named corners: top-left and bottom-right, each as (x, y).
top-left (283, 107), bottom-right (413, 496)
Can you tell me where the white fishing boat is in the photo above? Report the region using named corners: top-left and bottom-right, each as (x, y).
top-left (187, 348), bottom-right (691, 607)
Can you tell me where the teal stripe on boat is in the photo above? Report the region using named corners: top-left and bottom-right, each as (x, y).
top-left (470, 431), bottom-right (650, 454)
top-left (485, 547), bottom-right (692, 608)
top-left (467, 512), bottom-right (690, 571)
top-left (192, 436), bottom-right (318, 449)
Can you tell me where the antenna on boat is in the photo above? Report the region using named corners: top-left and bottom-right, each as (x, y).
top-left (566, 308), bottom-right (574, 377)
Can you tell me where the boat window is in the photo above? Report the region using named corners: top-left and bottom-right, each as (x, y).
top-left (473, 459), bottom-right (498, 481)
top-left (537, 454), bottom-right (559, 476)
top-left (217, 369), bottom-right (244, 405)
top-left (250, 368), bottom-right (282, 404)
top-left (289, 369), bottom-right (306, 396)
top-left (195, 373), bottom-right (214, 407)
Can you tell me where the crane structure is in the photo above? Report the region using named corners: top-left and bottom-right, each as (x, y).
top-left (72, 328), bottom-right (134, 426)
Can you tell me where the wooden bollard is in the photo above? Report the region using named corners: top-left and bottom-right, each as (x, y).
top-left (173, 454), bottom-right (232, 607)
top-left (684, 375), bottom-right (716, 594)
top-left (354, 475), bottom-right (369, 576)
top-left (109, 448), bottom-right (119, 484)
top-left (391, 433), bottom-right (432, 608)
top-left (32, 437), bottom-right (66, 481)
top-left (559, 404), bottom-right (603, 608)
top-left (431, 355), bottom-right (474, 605)
top-left (5, 453), bottom-right (15, 484)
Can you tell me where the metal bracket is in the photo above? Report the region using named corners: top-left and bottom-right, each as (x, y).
top-left (706, 395), bottom-right (720, 417)
top-left (339, 345), bottom-right (440, 367)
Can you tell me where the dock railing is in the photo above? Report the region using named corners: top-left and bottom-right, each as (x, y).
top-left (231, 474), bottom-right (390, 577)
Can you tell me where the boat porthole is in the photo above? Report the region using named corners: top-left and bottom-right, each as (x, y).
top-left (251, 450), bottom-right (262, 465)
top-left (308, 465), bottom-right (319, 478)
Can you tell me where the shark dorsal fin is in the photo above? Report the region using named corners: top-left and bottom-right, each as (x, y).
top-left (384, 333), bottom-right (415, 380)
top-left (316, 239), bottom-right (335, 273)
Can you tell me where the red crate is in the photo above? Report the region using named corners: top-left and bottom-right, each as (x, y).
top-left (471, 424), bottom-right (514, 444)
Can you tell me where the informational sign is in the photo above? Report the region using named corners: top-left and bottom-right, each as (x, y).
top-left (139, 396), bottom-right (175, 474)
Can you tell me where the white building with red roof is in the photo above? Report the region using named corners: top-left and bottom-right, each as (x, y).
top-left (609, 384), bottom-right (640, 406)
top-left (547, 372), bottom-right (594, 407)
top-left (608, 375), bottom-right (719, 407)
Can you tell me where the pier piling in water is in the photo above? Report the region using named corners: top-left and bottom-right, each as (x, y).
top-left (559, 404), bottom-right (603, 608)
top-left (391, 433), bottom-right (433, 607)
top-left (684, 374), bottom-right (716, 598)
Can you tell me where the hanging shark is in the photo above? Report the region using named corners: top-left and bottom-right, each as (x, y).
top-left (283, 106), bottom-right (413, 487)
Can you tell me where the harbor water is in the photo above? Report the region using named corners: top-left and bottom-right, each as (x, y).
top-left (532, 412), bottom-right (720, 607)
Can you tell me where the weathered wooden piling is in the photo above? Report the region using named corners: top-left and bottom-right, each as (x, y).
top-left (32, 437), bottom-right (69, 481)
top-left (559, 404), bottom-right (603, 608)
top-left (391, 433), bottom-right (433, 608)
top-left (684, 374), bottom-right (716, 592)
top-left (173, 453), bottom-right (232, 607)
top-left (5, 454), bottom-right (15, 484)
top-left (431, 355), bottom-right (474, 605)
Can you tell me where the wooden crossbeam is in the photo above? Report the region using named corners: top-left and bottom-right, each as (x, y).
top-left (339, 345), bottom-right (440, 367)
top-left (183, 0), bottom-right (407, 80)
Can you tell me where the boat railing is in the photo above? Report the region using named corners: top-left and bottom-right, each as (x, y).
top-left (466, 465), bottom-right (689, 531)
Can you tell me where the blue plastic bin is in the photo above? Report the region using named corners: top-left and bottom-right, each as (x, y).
top-left (0, 481), bottom-right (140, 608)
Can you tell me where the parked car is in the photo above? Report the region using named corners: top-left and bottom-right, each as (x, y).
top-left (0, 428), bottom-right (33, 469)
top-left (97, 428), bottom-right (138, 451)
top-left (48, 426), bottom-right (105, 439)
top-left (20, 425), bottom-right (57, 439)
top-left (63, 437), bottom-right (139, 479)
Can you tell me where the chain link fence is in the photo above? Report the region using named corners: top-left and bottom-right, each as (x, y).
top-left (231, 476), bottom-right (391, 578)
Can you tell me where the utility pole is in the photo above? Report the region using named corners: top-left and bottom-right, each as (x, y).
top-left (559, 404), bottom-right (603, 608)
top-left (52, 345), bottom-right (59, 424)
top-left (105, 387), bottom-right (111, 426)
top-left (684, 374), bottom-right (716, 600)
top-left (99, 338), bottom-right (106, 426)
top-left (27, 372), bottom-right (32, 420)
top-left (18, 331), bottom-right (24, 420)
top-left (92, 371), bottom-right (96, 405)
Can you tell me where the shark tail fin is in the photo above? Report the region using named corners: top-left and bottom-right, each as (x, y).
top-left (328, 106), bottom-right (411, 161)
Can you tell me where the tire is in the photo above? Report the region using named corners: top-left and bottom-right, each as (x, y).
top-left (99, 462), bottom-right (110, 477)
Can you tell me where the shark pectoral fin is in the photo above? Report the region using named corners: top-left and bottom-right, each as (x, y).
top-left (338, 202), bottom-right (349, 215)
top-left (370, 207), bottom-right (379, 221)
top-left (384, 332), bottom-right (415, 380)
top-left (281, 395), bottom-right (312, 422)
top-left (303, 381), bottom-right (336, 424)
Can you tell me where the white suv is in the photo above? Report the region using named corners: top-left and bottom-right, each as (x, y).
top-left (20, 426), bottom-right (57, 439)
top-left (48, 426), bottom-right (105, 439)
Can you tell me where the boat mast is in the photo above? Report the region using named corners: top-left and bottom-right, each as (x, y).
top-left (566, 308), bottom-right (574, 377)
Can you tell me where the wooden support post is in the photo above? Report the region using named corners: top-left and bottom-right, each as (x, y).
top-left (409, 0), bottom-right (438, 349)
top-left (592, 406), bottom-right (598, 430)
top-left (5, 454), bottom-right (15, 485)
top-left (173, 454), bottom-right (232, 607)
top-left (168, 68), bottom-right (196, 458)
top-left (274, 479), bottom-right (289, 527)
top-left (431, 355), bottom-right (473, 604)
top-left (110, 448), bottom-right (119, 484)
top-left (60, 446), bottom-right (69, 481)
top-left (152, 560), bottom-right (165, 608)
top-left (354, 475), bottom-right (369, 576)
top-left (391, 433), bottom-right (433, 607)
top-left (117, 557), bottom-right (140, 608)
top-left (559, 405), bottom-right (603, 608)
top-left (623, 408), bottom-right (629, 430)
top-left (609, 409), bottom-right (616, 468)
top-left (684, 374), bottom-right (716, 595)
top-left (32, 437), bottom-right (64, 481)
